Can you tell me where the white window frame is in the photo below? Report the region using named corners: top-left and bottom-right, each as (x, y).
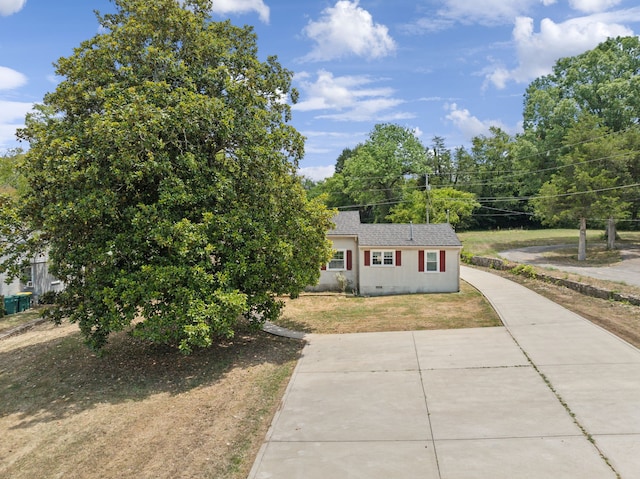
top-left (425, 250), bottom-right (439, 273)
top-left (371, 250), bottom-right (395, 267)
top-left (327, 249), bottom-right (347, 271)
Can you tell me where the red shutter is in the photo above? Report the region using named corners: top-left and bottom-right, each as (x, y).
top-left (321, 264), bottom-right (326, 271)
top-left (440, 250), bottom-right (446, 272)
top-left (364, 250), bottom-right (370, 266)
top-left (395, 250), bottom-right (402, 267)
top-left (347, 250), bottom-right (353, 271)
top-left (418, 250), bottom-right (425, 272)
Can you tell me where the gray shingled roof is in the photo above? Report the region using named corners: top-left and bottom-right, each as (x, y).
top-left (357, 223), bottom-right (461, 247)
top-left (327, 211), bottom-right (462, 247)
top-left (328, 210), bottom-right (361, 235)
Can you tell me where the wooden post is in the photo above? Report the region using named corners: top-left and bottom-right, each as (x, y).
top-left (607, 217), bottom-right (616, 250)
top-left (578, 217), bottom-right (587, 261)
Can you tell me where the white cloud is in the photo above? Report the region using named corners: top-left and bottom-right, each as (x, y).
top-left (438, 0), bottom-right (540, 26)
top-left (302, 0), bottom-right (396, 61)
top-left (0, 0), bottom-right (26, 16)
top-left (406, 0), bottom-right (555, 32)
top-left (569, 0), bottom-right (622, 14)
top-left (0, 100), bottom-right (33, 148)
top-left (485, 11), bottom-right (638, 89)
top-left (209, 0), bottom-right (269, 23)
top-left (293, 70), bottom-right (412, 122)
top-left (445, 103), bottom-right (508, 139)
top-left (298, 165), bottom-right (335, 181)
top-left (0, 66), bottom-right (27, 90)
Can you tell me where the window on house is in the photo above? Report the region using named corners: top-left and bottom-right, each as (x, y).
top-left (425, 251), bottom-right (439, 272)
top-left (372, 250), bottom-right (394, 266)
top-left (328, 250), bottom-right (346, 270)
top-left (22, 266), bottom-right (34, 287)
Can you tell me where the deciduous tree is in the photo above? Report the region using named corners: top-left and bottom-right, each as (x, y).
top-left (532, 115), bottom-right (632, 260)
top-left (387, 187), bottom-right (479, 229)
top-left (341, 123), bottom-right (427, 223)
top-left (7, 0), bottom-right (333, 353)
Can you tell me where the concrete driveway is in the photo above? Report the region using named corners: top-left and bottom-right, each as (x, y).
top-left (499, 244), bottom-right (640, 287)
top-left (248, 266), bottom-right (640, 478)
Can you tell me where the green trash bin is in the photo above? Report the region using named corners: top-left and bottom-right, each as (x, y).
top-left (16, 292), bottom-right (32, 312)
top-left (4, 295), bottom-right (19, 315)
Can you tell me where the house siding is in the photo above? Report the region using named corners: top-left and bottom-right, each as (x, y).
top-left (0, 252), bottom-right (64, 302)
top-left (359, 247), bottom-right (460, 296)
top-left (308, 236), bottom-right (358, 293)
top-left (308, 212), bottom-right (462, 296)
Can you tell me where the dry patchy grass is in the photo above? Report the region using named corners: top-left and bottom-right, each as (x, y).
top-left (0, 321), bottom-right (302, 479)
top-left (539, 244), bottom-right (622, 266)
top-left (276, 281), bottom-right (501, 334)
top-left (458, 228), bottom-right (640, 260)
top-left (0, 308), bottom-right (46, 334)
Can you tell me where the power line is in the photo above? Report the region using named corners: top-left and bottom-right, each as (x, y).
top-left (336, 182), bottom-right (640, 212)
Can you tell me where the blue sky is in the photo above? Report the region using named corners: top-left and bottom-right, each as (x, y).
top-left (2, 0), bottom-right (640, 180)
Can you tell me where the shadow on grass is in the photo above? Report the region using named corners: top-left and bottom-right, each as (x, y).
top-left (0, 322), bottom-right (303, 430)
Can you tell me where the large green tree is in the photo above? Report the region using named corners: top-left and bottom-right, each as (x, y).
top-left (532, 115), bottom-right (632, 260)
top-left (387, 187), bottom-right (479, 229)
top-left (521, 36), bottom-right (640, 210)
top-left (341, 123), bottom-right (427, 223)
top-left (6, 0), bottom-right (333, 353)
top-left (524, 36), bottom-right (640, 136)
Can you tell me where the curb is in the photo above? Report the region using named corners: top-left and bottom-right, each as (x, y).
top-left (262, 321), bottom-right (307, 340)
top-left (0, 317), bottom-right (47, 341)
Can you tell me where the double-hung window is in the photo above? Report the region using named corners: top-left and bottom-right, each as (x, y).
top-left (419, 250), bottom-right (445, 273)
top-left (425, 251), bottom-right (439, 272)
top-left (372, 250), bottom-right (394, 266)
top-left (328, 249), bottom-right (346, 270)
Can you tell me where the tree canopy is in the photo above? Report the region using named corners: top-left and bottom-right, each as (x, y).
top-left (4, 0), bottom-right (333, 353)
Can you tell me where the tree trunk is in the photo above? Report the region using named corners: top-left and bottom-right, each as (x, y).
top-left (607, 217), bottom-right (616, 250)
top-left (578, 217), bottom-right (587, 261)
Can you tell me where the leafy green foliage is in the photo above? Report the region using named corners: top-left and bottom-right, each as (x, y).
top-left (387, 187), bottom-right (479, 229)
top-left (510, 264), bottom-right (537, 279)
top-left (524, 36), bottom-right (640, 136)
top-left (0, 149), bottom-right (28, 197)
top-left (341, 123), bottom-right (427, 222)
top-left (6, 0), bottom-right (333, 353)
top-left (532, 115), bottom-right (633, 228)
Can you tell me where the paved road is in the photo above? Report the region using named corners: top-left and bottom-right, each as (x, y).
top-left (500, 244), bottom-right (640, 287)
top-left (248, 266), bottom-right (640, 478)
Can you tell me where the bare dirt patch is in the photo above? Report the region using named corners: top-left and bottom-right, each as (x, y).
top-left (0, 321), bottom-right (303, 479)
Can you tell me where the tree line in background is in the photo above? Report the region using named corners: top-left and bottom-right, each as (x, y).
top-left (305, 36), bottom-right (640, 249)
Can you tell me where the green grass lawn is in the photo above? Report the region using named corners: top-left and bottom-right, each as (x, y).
top-left (457, 228), bottom-right (640, 258)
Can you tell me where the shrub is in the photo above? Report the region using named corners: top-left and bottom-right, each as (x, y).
top-left (460, 249), bottom-right (474, 264)
top-left (38, 291), bottom-right (59, 305)
top-left (510, 264), bottom-right (537, 279)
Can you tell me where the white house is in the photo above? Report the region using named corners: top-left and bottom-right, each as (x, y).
top-left (311, 211), bottom-right (462, 295)
top-left (0, 251), bottom-right (64, 301)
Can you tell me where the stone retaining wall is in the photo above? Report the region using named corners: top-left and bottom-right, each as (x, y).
top-left (468, 256), bottom-right (640, 307)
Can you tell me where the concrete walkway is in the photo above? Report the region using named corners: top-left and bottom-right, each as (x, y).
top-left (248, 266), bottom-right (640, 478)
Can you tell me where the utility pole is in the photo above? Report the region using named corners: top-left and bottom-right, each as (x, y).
top-left (425, 173), bottom-right (430, 224)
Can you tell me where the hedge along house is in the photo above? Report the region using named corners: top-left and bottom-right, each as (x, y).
top-left (312, 211), bottom-right (462, 295)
